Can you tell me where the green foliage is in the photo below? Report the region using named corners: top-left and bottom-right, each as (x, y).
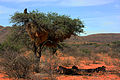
top-left (112, 40), bottom-right (120, 45)
top-left (71, 44), bottom-right (80, 47)
top-left (6, 25), bottom-right (33, 51)
top-left (10, 10), bottom-right (84, 44)
top-left (0, 25), bottom-right (34, 54)
top-left (81, 49), bottom-right (90, 54)
top-left (10, 25), bottom-right (33, 50)
top-left (0, 38), bottom-right (22, 52)
top-left (110, 41), bottom-right (120, 55)
top-left (0, 43), bottom-right (4, 51)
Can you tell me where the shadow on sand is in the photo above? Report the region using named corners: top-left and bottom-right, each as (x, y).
top-left (57, 65), bottom-right (106, 76)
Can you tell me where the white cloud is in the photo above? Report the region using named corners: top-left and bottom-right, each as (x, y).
top-left (58, 0), bottom-right (115, 6)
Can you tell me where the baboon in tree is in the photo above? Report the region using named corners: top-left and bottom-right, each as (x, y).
top-left (24, 8), bottom-right (27, 14)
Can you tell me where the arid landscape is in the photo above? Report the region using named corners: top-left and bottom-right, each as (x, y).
top-left (0, 26), bottom-right (120, 80)
top-left (0, 0), bottom-right (120, 79)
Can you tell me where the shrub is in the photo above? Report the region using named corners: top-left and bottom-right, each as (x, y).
top-left (0, 49), bottom-right (33, 79)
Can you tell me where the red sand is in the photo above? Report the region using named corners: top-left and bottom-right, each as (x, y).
top-left (56, 53), bottom-right (120, 80)
top-left (0, 74), bottom-right (12, 80)
top-left (0, 53), bottom-right (120, 80)
top-left (57, 74), bottom-right (120, 80)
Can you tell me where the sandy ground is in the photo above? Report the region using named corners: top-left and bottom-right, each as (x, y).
top-left (56, 64), bottom-right (120, 80)
top-left (0, 51), bottom-right (120, 80)
top-left (0, 73), bottom-right (12, 80)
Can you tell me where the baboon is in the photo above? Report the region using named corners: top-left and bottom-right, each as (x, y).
top-left (24, 8), bottom-right (29, 25)
top-left (24, 8), bottom-right (27, 14)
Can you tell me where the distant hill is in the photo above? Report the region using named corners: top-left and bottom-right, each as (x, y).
top-left (0, 25), bottom-right (3, 29)
top-left (0, 25), bottom-right (120, 43)
top-left (0, 26), bottom-right (11, 43)
top-left (65, 33), bottom-right (120, 43)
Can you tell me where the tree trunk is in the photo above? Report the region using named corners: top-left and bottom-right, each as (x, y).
top-left (33, 42), bottom-right (37, 57)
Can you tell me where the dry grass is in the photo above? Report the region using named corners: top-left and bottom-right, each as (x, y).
top-left (1, 33), bottom-right (120, 80)
top-left (0, 49), bottom-right (34, 79)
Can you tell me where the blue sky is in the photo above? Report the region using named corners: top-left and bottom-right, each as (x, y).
top-left (0, 0), bottom-right (120, 36)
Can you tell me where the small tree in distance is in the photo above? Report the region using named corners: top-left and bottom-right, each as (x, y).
top-left (10, 9), bottom-right (84, 60)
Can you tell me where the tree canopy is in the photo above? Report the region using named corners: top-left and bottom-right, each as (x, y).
top-left (11, 10), bottom-right (84, 43)
top-left (10, 9), bottom-right (85, 58)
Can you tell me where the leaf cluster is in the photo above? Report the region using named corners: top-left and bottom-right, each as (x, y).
top-left (10, 10), bottom-right (84, 46)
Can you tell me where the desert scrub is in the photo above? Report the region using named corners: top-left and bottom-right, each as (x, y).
top-left (79, 49), bottom-right (91, 57)
top-left (0, 49), bottom-right (34, 79)
top-left (71, 44), bottom-right (81, 47)
top-left (0, 38), bottom-right (23, 52)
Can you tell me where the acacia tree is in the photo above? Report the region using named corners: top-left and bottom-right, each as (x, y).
top-left (10, 9), bottom-right (84, 59)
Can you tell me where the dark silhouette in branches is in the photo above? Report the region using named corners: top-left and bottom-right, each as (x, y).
top-left (24, 8), bottom-right (27, 14)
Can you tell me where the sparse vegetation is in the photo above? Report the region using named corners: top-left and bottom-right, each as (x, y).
top-left (0, 9), bottom-right (120, 80)
top-left (0, 49), bottom-right (32, 79)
